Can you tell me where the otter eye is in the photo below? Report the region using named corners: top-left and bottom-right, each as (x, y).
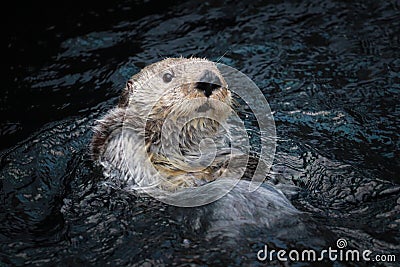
top-left (162, 73), bottom-right (173, 83)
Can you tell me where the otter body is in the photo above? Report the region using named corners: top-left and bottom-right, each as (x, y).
top-left (91, 57), bottom-right (298, 216)
top-left (91, 58), bottom-right (235, 191)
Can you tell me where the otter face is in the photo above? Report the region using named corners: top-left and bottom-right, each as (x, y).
top-left (121, 58), bottom-right (232, 122)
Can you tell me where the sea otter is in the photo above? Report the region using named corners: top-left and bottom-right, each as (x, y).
top-left (91, 57), bottom-right (244, 192)
top-left (90, 57), bottom-right (297, 212)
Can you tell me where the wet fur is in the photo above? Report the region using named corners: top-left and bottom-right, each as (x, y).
top-left (91, 57), bottom-right (233, 190)
top-left (91, 57), bottom-right (300, 234)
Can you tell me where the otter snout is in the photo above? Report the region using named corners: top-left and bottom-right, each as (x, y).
top-left (196, 70), bottom-right (222, 97)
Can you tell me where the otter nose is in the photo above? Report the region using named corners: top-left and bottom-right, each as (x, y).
top-left (196, 82), bottom-right (221, 97)
top-left (196, 70), bottom-right (222, 97)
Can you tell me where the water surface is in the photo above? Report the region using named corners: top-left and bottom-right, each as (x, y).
top-left (1, 0), bottom-right (399, 266)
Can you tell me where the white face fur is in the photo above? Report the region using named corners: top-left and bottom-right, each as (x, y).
top-left (124, 57), bottom-right (232, 122)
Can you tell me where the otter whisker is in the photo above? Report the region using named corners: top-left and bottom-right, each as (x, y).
top-left (216, 48), bottom-right (231, 63)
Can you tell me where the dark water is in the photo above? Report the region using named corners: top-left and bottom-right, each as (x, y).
top-left (1, 0), bottom-right (399, 266)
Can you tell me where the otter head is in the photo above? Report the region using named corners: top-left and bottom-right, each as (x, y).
top-left (119, 57), bottom-right (231, 122)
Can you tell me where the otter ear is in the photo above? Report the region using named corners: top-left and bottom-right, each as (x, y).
top-left (118, 79), bottom-right (134, 108)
